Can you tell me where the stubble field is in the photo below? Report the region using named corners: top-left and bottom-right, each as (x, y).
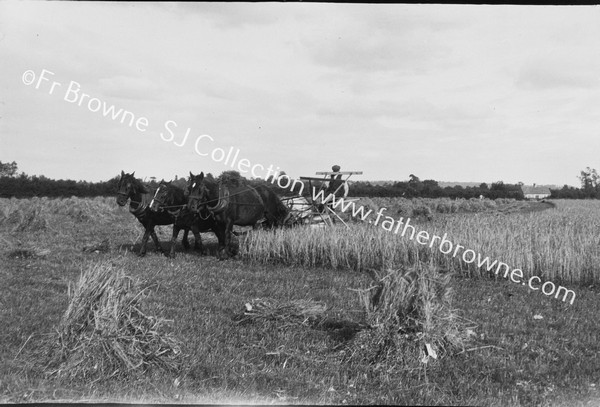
top-left (1, 196), bottom-right (599, 405)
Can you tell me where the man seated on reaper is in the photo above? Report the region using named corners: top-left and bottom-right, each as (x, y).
top-left (324, 164), bottom-right (349, 199)
top-left (318, 165), bottom-right (349, 220)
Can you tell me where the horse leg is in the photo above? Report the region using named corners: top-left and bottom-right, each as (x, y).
top-left (216, 223), bottom-right (230, 260)
top-left (150, 228), bottom-right (164, 255)
top-left (191, 224), bottom-right (207, 255)
top-left (182, 228), bottom-right (190, 250)
top-left (225, 220), bottom-right (240, 257)
top-left (217, 230), bottom-right (228, 260)
top-left (169, 225), bottom-right (181, 258)
top-left (227, 225), bottom-right (240, 256)
top-left (139, 227), bottom-right (152, 257)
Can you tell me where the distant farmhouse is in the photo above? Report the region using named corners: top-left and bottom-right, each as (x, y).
top-left (521, 184), bottom-right (551, 200)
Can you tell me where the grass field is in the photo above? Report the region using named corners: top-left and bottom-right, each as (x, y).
top-left (1, 196), bottom-right (600, 405)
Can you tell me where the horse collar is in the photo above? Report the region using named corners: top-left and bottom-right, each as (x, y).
top-left (207, 184), bottom-right (230, 214)
top-left (129, 193), bottom-right (149, 215)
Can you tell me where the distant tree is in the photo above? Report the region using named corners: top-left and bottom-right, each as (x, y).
top-left (578, 167), bottom-right (600, 197)
top-left (218, 170), bottom-right (245, 186)
top-left (406, 174), bottom-right (423, 197)
top-left (491, 181), bottom-right (505, 191)
top-left (551, 185), bottom-right (583, 199)
top-left (421, 179), bottom-right (441, 197)
top-left (0, 161), bottom-right (18, 177)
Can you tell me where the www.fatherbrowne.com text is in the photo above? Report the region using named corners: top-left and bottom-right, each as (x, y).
top-left (308, 187), bottom-right (576, 305)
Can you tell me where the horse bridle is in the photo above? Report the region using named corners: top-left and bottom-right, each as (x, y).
top-left (117, 179), bottom-right (131, 198)
top-left (188, 181), bottom-right (214, 208)
top-left (116, 183), bottom-right (133, 204)
top-left (117, 179), bottom-right (148, 217)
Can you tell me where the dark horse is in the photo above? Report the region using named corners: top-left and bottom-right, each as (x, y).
top-left (117, 171), bottom-right (194, 257)
top-left (152, 180), bottom-right (219, 257)
top-left (187, 172), bottom-right (289, 259)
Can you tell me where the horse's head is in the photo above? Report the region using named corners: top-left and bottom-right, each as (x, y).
top-left (185, 171), bottom-right (197, 197)
top-left (187, 172), bottom-right (209, 213)
top-left (116, 170), bottom-right (136, 206)
top-left (149, 181), bottom-right (170, 212)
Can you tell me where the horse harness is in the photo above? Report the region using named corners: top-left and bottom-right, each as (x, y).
top-left (190, 184), bottom-right (266, 219)
top-left (120, 187), bottom-right (186, 220)
top-left (150, 188), bottom-right (188, 217)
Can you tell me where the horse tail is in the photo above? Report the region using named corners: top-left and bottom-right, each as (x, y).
top-left (255, 184), bottom-right (289, 227)
top-left (274, 193), bottom-right (289, 223)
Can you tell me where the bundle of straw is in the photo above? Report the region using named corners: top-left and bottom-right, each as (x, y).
top-left (13, 207), bottom-right (48, 232)
top-left (48, 262), bottom-right (181, 380)
top-left (351, 262), bottom-right (472, 367)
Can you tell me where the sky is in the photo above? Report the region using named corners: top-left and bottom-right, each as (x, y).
top-left (1, 2), bottom-right (599, 187)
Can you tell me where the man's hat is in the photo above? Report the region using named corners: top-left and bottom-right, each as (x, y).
top-left (332, 165), bottom-right (341, 172)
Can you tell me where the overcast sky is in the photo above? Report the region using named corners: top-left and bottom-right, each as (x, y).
top-left (1, 2), bottom-right (599, 187)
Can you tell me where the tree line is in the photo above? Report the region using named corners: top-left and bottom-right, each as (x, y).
top-left (348, 175), bottom-right (524, 199)
top-left (548, 167), bottom-right (600, 199)
top-left (0, 160), bottom-right (597, 200)
top-left (0, 172), bottom-right (121, 198)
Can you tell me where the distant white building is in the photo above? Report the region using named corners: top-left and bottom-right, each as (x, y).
top-left (521, 184), bottom-right (551, 200)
